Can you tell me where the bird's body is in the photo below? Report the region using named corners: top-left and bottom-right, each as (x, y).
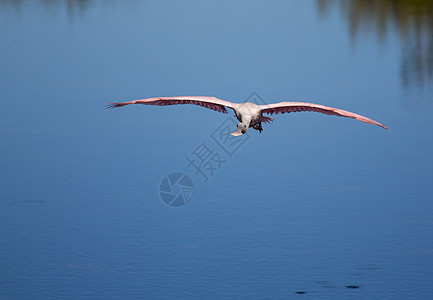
top-left (233, 102), bottom-right (261, 128)
top-left (106, 96), bottom-right (389, 134)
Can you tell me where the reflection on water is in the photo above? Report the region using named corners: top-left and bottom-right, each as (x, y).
top-left (318, 0), bottom-right (433, 89)
top-left (0, 0), bottom-right (93, 16)
top-left (3, 0), bottom-right (431, 90)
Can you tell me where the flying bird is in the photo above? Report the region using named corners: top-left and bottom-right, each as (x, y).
top-left (106, 96), bottom-right (389, 135)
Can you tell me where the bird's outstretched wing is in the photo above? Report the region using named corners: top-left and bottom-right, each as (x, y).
top-left (260, 102), bottom-right (389, 130)
top-left (106, 96), bottom-right (234, 114)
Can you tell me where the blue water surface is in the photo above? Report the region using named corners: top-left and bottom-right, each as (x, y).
top-left (1, 1), bottom-right (432, 299)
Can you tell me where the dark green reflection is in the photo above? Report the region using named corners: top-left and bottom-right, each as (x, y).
top-left (0, 0), bottom-right (92, 16)
top-left (318, 0), bottom-right (433, 88)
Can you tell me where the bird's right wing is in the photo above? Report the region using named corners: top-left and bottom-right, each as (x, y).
top-left (106, 96), bottom-right (235, 114)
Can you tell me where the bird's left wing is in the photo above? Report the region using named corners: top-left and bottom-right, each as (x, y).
top-left (106, 96), bottom-right (235, 114)
top-left (260, 102), bottom-right (389, 130)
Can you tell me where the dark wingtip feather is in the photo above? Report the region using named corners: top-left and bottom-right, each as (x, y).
top-left (381, 124), bottom-right (390, 131)
top-left (105, 102), bottom-right (124, 109)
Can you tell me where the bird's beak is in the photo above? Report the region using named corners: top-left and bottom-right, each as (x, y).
top-left (230, 128), bottom-right (244, 136)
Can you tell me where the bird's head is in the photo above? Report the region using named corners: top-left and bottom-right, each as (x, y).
top-left (231, 123), bottom-right (247, 136)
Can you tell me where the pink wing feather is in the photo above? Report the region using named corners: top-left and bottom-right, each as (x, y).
top-left (260, 102), bottom-right (389, 130)
top-left (106, 96), bottom-right (234, 114)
